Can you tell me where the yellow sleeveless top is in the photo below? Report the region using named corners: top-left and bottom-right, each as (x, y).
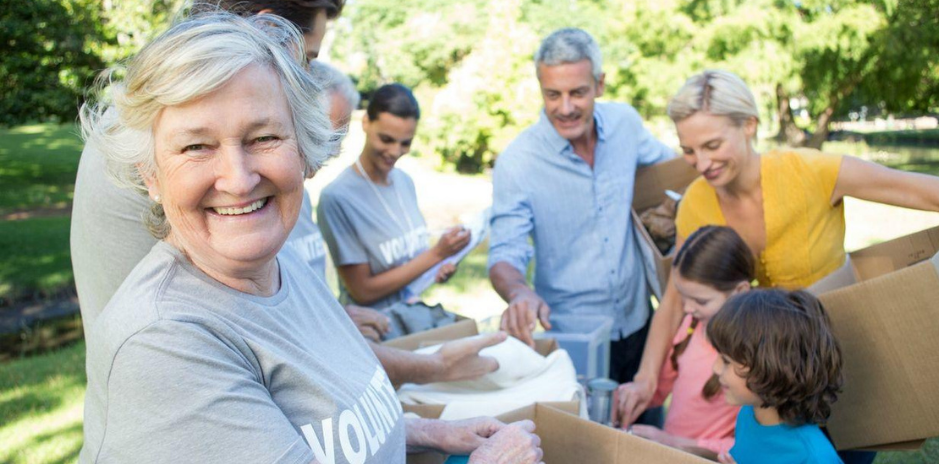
top-left (675, 149), bottom-right (846, 289)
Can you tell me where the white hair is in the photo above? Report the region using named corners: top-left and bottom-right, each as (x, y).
top-left (534, 28), bottom-right (603, 82)
top-left (309, 60), bottom-right (360, 112)
top-left (80, 11), bottom-right (333, 238)
top-left (667, 69), bottom-right (760, 127)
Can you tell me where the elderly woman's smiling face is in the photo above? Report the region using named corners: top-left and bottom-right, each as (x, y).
top-left (145, 64), bottom-right (305, 286)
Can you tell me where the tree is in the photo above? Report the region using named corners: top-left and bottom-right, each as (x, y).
top-left (0, 0), bottom-right (109, 126)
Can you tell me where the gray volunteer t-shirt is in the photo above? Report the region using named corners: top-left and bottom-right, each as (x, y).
top-left (81, 242), bottom-right (406, 464)
top-left (70, 141), bottom-right (157, 332)
top-left (317, 167), bottom-right (429, 309)
top-left (285, 189), bottom-right (329, 282)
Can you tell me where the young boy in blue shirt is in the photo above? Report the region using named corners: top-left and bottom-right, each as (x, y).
top-left (707, 289), bottom-right (844, 464)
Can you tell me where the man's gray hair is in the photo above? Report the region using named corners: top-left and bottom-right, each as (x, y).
top-left (309, 61), bottom-right (360, 112)
top-left (534, 28), bottom-right (603, 82)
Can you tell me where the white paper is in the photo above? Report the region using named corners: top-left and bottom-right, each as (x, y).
top-left (404, 207), bottom-right (491, 298)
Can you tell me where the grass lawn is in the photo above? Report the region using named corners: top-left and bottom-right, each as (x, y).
top-left (0, 124), bottom-right (83, 216)
top-left (0, 216), bottom-right (73, 302)
top-left (0, 342), bottom-right (85, 464)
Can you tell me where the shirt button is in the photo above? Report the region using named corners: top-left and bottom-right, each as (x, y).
top-left (610, 270), bottom-right (615, 275)
top-left (604, 237), bottom-right (609, 242)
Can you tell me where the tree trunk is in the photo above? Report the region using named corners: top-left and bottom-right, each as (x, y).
top-left (774, 83), bottom-right (806, 147)
top-left (807, 105), bottom-right (836, 149)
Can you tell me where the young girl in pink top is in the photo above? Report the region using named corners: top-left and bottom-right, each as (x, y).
top-left (615, 225), bottom-right (754, 459)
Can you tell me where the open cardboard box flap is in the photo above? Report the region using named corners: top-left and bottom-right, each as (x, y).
top-left (381, 317), bottom-right (478, 351)
top-left (809, 226), bottom-right (939, 450)
top-left (406, 403), bottom-right (710, 464)
top-left (631, 158), bottom-right (700, 299)
top-left (389, 318), bottom-right (578, 428)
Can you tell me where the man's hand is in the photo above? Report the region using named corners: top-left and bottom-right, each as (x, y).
top-left (344, 304), bottom-right (390, 343)
top-left (468, 420), bottom-right (543, 464)
top-left (435, 262), bottom-right (458, 283)
top-left (500, 288), bottom-right (551, 348)
top-left (433, 332), bottom-right (506, 382)
top-left (612, 379), bottom-right (656, 428)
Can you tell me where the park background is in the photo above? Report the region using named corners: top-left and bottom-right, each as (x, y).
top-left (1, 0), bottom-right (939, 462)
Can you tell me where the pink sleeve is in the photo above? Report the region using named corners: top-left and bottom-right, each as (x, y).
top-left (651, 349), bottom-right (678, 407)
top-left (696, 436), bottom-right (735, 456)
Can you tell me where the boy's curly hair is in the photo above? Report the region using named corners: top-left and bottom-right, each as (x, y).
top-left (707, 289), bottom-right (844, 426)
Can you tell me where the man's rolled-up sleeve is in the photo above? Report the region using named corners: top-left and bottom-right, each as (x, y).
top-left (487, 156), bottom-right (534, 275)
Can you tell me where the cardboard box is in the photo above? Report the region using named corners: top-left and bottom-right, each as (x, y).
top-left (381, 317), bottom-right (477, 350)
top-left (405, 403), bottom-right (711, 464)
top-left (631, 158), bottom-right (700, 299)
top-left (386, 318), bottom-right (582, 420)
top-left (808, 226), bottom-right (939, 450)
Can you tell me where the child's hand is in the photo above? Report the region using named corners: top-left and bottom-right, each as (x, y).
top-left (612, 380), bottom-right (655, 427)
top-left (718, 451), bottom-right (737, 464)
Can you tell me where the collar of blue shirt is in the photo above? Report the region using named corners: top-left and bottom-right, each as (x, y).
top-left (536, 106), bottom-right (609, 156)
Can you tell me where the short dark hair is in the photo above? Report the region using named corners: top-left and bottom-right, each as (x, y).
top-left (707, 289), bottom-right (844, 426)
top-left (670, 226), bottom-right (756, 400)
top-left (213, 1), bottom-right (345, 31)
top-left (366, 83), bottom-right (420, 121)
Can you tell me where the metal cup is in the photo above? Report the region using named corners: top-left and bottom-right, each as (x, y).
top-left (587, 377), bottom-right (619, 426)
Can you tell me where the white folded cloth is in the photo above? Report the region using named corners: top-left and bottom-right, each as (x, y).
top-left (397, 335), bottom-right (585, 420)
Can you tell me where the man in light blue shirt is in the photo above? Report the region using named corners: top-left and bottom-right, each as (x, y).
top-left (488, 28), bottom-right (674, 385)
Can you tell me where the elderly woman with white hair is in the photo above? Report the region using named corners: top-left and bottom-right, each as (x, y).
top-left (79, 12), bottom-right (542, 464)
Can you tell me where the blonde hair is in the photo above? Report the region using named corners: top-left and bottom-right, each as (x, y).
top-left (80, 11), bottom-right (333, 238)
top-left (667, 70), bottom-right (759, 127)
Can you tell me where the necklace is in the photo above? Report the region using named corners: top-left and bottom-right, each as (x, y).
top-left (354, 157), bottom-right (416, 237)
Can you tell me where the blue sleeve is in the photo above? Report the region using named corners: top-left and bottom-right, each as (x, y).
top-left (487, 154), bottom-right (534, 275)
top-left (629, 106), bottom-right (675, 166)
top-left (316, 190), bottom-right (369, 266)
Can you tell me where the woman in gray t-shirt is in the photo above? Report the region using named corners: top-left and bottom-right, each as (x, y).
top-left (318, 84), bottom-right (470, 309)
top-left (80, 14), bottom-right (542, 464)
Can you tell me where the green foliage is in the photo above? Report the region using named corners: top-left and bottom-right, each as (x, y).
top-left (0, 1), bottom-right (185, 127)
top-left (331, 0), bottom-right (488, 91)
top-left (0, 0), bottom-right (109, 126)
top-left (422, 0), bottom-right (541, 172)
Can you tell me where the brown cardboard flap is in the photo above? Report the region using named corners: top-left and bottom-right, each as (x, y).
top-left (819, 257), bottom-right (939, 450)
top-left (406, 403), bottom-right (709, 464)
top-left (631, 158), bottom-right (699, 296)
top-left (849, 226), bottom-right (939, 281)
top-left (535, 404), bottom-right (711, 463)
top-left (382, 318), bottom-right (477, 350)
top-left (859, 439), bottom-right (925, 452)
top-left (632, 157), bottom-right (700, 211)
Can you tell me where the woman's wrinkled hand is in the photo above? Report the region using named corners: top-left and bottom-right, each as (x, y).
top-left (468, 420), bottom-right (543, 464)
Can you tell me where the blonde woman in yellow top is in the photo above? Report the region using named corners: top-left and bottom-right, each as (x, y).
top-left (615, 69), bottom-right (939, 427)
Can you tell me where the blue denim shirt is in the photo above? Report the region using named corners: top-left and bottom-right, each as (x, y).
top-left (488, 102), bottom-right (674, 340)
